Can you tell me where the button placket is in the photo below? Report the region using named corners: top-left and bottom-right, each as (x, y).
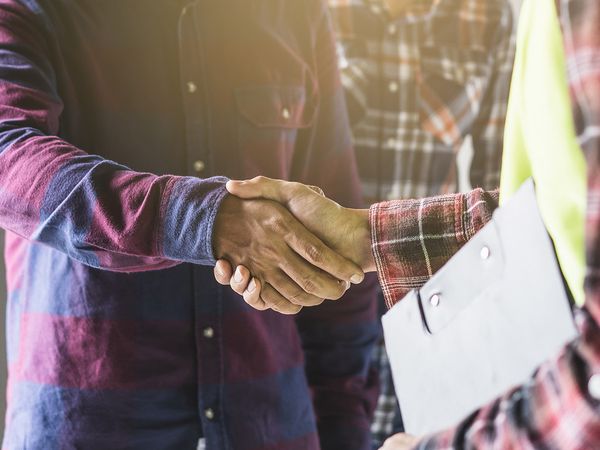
top-left (178, 3), bottom-right (212, 178)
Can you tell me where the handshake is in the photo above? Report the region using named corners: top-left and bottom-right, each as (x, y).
top-left (212, 176), bottom-right (376, 314)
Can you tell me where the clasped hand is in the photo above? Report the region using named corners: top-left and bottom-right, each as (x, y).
top-left (211, 176), bottom-right (374, 314)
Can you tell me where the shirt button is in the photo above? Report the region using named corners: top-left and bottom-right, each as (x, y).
top-left (203, 327), bottom-right (214, 339)
top-left (388, 24), bottom-right (397, 35)
top-left (282, 107), bottom-right (291, 120)
top-left (386, 137), bottom-right (396, 148)
top-left (204, 408), bottom-right (215, 420)
top-left (388, 81), bottom-right (399, 93)
top-left (187, 81), bottom-right (198, 94)
top-left (193, 160), bottom-right (205, 173)
top-left (588, 374), bottom-right (600, 400)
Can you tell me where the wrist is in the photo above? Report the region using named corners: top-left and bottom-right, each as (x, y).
top-left (212, 194), bottom-right (243, 260)
top-left (347, 208), bottom-right (376, 273)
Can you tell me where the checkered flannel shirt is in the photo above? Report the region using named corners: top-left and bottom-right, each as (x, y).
top-left (329, 0), bottom-right (514, 204)
top-left (369, 1), bottom-right (600, 447)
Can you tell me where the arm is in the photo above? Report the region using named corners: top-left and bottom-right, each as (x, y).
top-left (370, 189), bottom-right (499, 307)
top-left (0, 0), bottom-right (227, 271)
top-left (0, 0), bottom-right (363, 309)
top-left (469, 2), bottom-right (514, 190)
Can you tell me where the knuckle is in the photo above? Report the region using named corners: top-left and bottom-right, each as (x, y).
top-left (304, 244), bottom-right (323, 265)
top-left (300, 275), bottom-right (319, 295)
top-left (268, 215), bottom-right (288, 235)
top-left (289, 289), bottom-right (310, 306)
top-left (261, 287), bottom-right (289, 313)
top-left (254, 175), bottom-right (267, 183)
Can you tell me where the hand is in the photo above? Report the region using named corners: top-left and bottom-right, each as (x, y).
top-left (212, 194), bottom-right (364, 314)
top-left (214, 177), bottom-right (375, 311)
top-left (379, 433), bottom-right (420, 450)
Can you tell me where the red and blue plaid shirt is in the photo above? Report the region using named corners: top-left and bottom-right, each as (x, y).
top-left (370, 0), bottom-right (600, 447)
top-left (0, 1), bottom-right (379, 449)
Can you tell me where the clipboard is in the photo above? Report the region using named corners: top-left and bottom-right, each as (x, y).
top-left (382, 179), bottom-right (578, 436)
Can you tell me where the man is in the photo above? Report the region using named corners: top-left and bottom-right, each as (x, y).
top-left (216, 0), bottom-right (600, 447)
top-left (0, 1), bottom-right (379, 449)
top-left (327, 0), bottom-right (514, 444)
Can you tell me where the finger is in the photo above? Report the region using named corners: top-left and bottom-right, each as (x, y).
top-left (214, 259), bottom-right (234, 285)
top-left (261, 283), bottom-right (303, 315)
top-left (243, 277), bottom-right (262, 306)
top-left (242, 278), bottom-right (269, 311)
top-left (285, 219), bottom-right (364, 285)
top-left (267, 269), bottom-right (327, 307)
top-left (277, 249), bottom-right (350, 301)
top-left (229, 265), bottom-right (252, 295)
top-left (226, 176), bottom-right (298, 203)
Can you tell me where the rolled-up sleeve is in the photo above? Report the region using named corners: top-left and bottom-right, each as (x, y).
top-left (0, 0), bottom-right (228, 272)
top-left (370, 189), bottom-right (499, 308)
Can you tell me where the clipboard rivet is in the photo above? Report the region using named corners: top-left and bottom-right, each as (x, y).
top-left (429, 293), bottom-right (441, 307)
top-left (480, 246), bottom-right (491, 260)
top-left (588, 374), bottom-right (600, 400)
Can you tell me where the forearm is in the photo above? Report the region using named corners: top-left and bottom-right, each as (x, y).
top-left (0, 1), bottom-right (229, 271)
top-left (0, 128), bottom-right (228, 270)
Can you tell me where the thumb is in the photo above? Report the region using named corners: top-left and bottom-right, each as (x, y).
top-left (226, 176), bottom-right (293, 203)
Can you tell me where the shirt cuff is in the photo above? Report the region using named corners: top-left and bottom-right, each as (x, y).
top-left (369, 189), bottom-right (499, 309)
top-left (160, 175), bottom-right (229, 265)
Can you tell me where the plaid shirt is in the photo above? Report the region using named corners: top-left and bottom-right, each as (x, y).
top-left (328, 0), bottom-right (514, 204)
top-left (0, 1), bottom-right (379, 449)
top-left (370, 0), bottom-right (600, 447)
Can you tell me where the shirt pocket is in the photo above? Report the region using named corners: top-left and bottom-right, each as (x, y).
top-left (417, 45), bottom-right (490, 148)
top-left (235, 85), bottom-right (316, 179)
